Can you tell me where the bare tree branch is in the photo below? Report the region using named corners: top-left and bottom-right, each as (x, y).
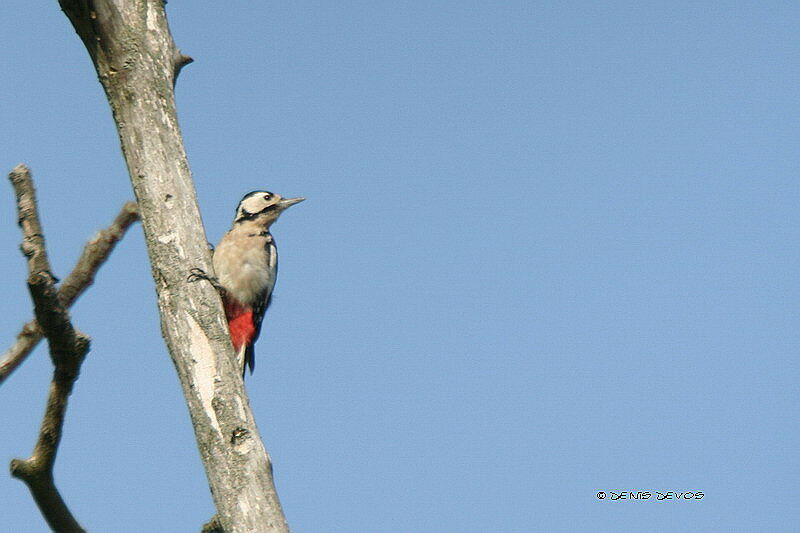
top-left (0, 199), bottom-right (139, 385)
top-left (58, 201), bottom-right (140, 308)
top-left (57, 2), bottom-right (290, 531)
top-left (7, 164), bottom-right (88, 533)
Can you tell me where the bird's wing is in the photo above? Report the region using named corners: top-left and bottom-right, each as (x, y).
top-left (244, 237), bottom-right (278, 375)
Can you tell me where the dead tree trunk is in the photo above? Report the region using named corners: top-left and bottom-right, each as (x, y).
top-left (57, 2), bottom-right (289, 531)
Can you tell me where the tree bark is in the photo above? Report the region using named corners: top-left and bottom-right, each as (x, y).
top-left (57, 2), bottom-right (289, 531)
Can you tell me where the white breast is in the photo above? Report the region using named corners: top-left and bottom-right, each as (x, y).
top-left (213, 229), bottom-right (277, 305)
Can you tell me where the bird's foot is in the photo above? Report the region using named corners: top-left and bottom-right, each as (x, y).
top-left (187, 267), bottom-right (211, 283)
top-left (188, 268), bottom-right (226, 294)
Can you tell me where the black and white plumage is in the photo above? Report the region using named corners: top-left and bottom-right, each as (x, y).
top-left (208, 191), bottom-right (304, 375)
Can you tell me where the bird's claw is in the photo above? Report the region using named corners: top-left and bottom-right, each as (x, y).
top-left (188, 267), bottom-right (227, 296)
top-left (187, 268), bottom-right (210, 283)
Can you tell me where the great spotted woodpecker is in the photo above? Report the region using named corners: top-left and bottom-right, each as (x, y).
top-left (190, 191), bottom-right (304, 376)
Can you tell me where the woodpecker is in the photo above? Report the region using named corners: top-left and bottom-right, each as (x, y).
top-left (190, 191), bottom-right (304, 376)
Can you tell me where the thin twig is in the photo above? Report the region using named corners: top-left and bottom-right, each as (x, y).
top-left (7, 164), bottom-right (89, 533)
top-left (0, 194), bottom-right (138, 386)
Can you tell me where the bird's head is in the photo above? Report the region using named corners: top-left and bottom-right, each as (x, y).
top-left (234, 191), bottom-right (305, 225)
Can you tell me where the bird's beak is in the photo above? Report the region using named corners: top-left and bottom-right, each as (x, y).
top-left (278, 197), bottom-right (305, 209)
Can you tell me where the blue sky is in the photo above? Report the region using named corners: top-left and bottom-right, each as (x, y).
top-left (1, 2), bottom-right (798, 531)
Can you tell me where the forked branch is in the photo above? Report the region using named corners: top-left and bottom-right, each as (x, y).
top-left (7, 165), bottom-right (91, 533)
top-left (0, 195), bottom-right (138, 385)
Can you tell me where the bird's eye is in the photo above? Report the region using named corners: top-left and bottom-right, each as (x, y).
top-left (263, 194), bottom-right (272, 201)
